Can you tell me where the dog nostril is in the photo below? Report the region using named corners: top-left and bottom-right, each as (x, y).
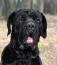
top-left (27, 22), bottom-right (35, 29)
top-left (28, 25), bottom-right (31, 28)
top-left (32, 25), bottom-right (34, 28)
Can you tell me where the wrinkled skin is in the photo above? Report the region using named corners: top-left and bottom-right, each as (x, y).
top-left (1, 9), bottom-right (47, 65)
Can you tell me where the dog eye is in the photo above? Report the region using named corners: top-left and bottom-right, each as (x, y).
top-left (35, 18), bottom-right (40, 22)
top-left (21, 19), bottom-right (24, 21)
top-left (19, 18), bottom-right (24, 22)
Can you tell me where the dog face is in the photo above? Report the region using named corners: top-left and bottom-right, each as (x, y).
top-left (7, 9), bottom-right (47, 50)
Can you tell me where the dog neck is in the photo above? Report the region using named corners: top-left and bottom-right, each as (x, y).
top-left (12, 44), bottom-right (39, 59)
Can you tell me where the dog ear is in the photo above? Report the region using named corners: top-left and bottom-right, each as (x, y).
top-left (7, 12), bottom-right (15, 36)
top-left (40, 13), bottom-right (47, 38)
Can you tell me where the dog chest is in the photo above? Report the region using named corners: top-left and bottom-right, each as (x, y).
top-left (15, 51), bottom-right (31, 65)
top-left (15, 58), bottom-right (31, 65)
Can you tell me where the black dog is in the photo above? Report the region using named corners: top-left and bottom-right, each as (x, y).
top-left (1, 9), bottom-right (47, 65)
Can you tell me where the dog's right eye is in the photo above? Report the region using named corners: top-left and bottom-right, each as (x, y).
top-left (19, 18), bottom-right (25, 23)
top-left (19, 15), bottom-right (26, 23)
top-left (19, 18), bottom-right (24, 21)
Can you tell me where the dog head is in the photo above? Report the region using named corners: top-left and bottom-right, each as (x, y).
top-left (7, 9), bottom-right (47, 51)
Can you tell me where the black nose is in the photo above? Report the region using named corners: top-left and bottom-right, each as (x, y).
top-left (27, 22), bottom-right (35, 30)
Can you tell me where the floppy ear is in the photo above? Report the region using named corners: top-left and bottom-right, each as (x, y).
top-left (40, 13), bottom-right (47, 38)
top-left (7, 12), bottom-right (15, 36)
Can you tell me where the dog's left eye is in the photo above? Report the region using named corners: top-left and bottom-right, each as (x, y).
top-left (35, 18), bottom-right (40, 22)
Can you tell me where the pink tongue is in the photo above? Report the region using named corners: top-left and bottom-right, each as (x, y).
top-left (27, 37), bottom-right (33, 40)
top-left (27, 37), bottom-right (34, 43)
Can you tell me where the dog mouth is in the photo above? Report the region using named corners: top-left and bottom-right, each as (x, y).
top-left (22, 33), bottom-right (37, 50)
top-left (26, 36), bottom-right (34, 43)
top-left (19, 33), bottom-right (37, 52)
top-left (26, 34), bottom-right (34, 44)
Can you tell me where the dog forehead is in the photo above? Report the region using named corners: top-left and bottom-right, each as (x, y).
top-left (16, 9), bottom-right (41, 16)
top-left (15, 9), bottom-right (42, 23)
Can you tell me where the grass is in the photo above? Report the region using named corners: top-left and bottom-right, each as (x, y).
top-left (0, 14), bottom-right (57, 65)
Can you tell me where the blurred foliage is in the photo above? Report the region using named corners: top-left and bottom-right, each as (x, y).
top-left (44, 0), bottom-right (57, 14)
top-left (0, 0), bottom-right (57, 20)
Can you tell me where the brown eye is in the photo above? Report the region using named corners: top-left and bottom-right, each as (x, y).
top-left (20, 18), bottom-right (24, 21)
top-left (35, 18), bottom-right (40, 22)
top-left (19, 18), bottom-right (24, 22)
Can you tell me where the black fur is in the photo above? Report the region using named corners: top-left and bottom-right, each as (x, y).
top-left (1, 9), bottom-right (47, 65)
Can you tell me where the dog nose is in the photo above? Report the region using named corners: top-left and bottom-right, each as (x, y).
top-left (27, 22), bottom-right (35, 30)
